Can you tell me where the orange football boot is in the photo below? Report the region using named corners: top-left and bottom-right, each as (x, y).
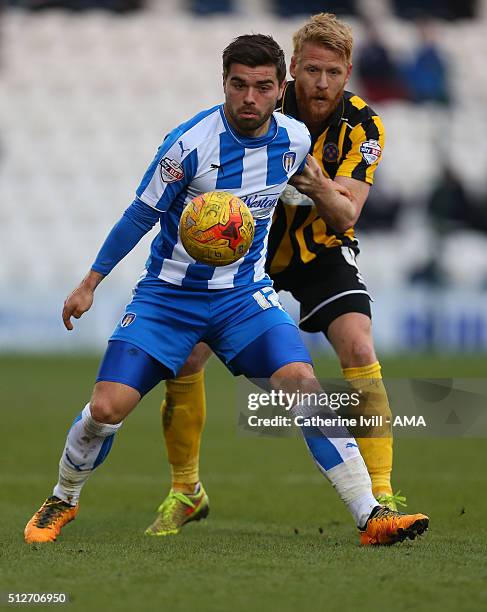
top-left (24, 496), bottom-right (79, 543)
top-left (360, 506), bottom-right (429, 546)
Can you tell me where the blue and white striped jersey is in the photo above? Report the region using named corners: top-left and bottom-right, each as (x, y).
top-left (136, 104), bottom-right (311, 290)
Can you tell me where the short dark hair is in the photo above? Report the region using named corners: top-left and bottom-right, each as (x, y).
top-left (222, 34), bottom-right (286, 84)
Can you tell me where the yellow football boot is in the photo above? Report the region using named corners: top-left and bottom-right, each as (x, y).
top-left (145, 485), bottom-right (209, 536)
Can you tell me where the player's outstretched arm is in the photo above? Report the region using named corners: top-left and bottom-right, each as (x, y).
top-left (62, 270), bottom-right (104, 330)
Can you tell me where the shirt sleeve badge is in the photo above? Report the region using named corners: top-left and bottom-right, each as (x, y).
top-left (359, 139), bottom-right (382, 165)
top-left (159, 157), bottom-right (185, 183)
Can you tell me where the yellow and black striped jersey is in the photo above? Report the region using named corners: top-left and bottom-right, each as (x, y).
top-left (267, 81), bottom-right (385, 281)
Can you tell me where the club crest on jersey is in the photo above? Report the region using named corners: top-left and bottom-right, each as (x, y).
top-left (323, 142), bottom-right (339, 163)
top-left (359, 139), bottom-right (381, 165)
top-left (121, 313), bottom-right (136, 328)
top-left (282, 151), bottom-right (296, 173)
top-left (159, 157), bottom-right (184, 183)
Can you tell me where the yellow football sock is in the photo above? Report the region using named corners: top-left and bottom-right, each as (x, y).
top-left (342, 361), bottom-right (393, 497)
top-left (161, 370), bottom-right (206, 494)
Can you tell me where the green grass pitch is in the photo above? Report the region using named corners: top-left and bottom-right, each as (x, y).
top-left (1, 354), bottom-right (486, 611)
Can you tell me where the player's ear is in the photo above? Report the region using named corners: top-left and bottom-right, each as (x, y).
top-left (289, 55), bottom-right (297, 79)
top-left (278, 79), bottom-right (286, 99)
top-left (345, 63), bottom-right (352, 84)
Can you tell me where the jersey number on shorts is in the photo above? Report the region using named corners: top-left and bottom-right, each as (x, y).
top-left (252, 287), bottom-right (283, 311)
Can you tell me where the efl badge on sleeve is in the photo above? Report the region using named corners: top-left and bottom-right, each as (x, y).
top-left (121, 313), bottom-right (136, 328)
top-left (323, 142), bottom-right (339, 163)
top-left (159, 157), bottom-right (185, 183)
top-left (359, 139), bottom-right (382, 165)
top-left (282, 151), bottom-right (296, 173)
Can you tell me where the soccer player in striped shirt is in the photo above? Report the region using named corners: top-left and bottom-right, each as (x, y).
top-left (24, 33), bottom-right (428, 547)
top-left (149, 15), bottom-right (415, 540)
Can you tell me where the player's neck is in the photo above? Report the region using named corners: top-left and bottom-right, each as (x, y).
top-left (305, 118), bottom-right (329, 139)
top-left (298, 108), bottom-right (331, 139)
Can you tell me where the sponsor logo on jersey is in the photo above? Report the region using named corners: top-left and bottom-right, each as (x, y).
top-left (121, 313), bottom-right (136, 328)
top-left (159, 157), bottom-right (184, 183)
top-left (282, 151), bottom-right (296, 172)
top-left (323, 142), bottom-right (339, 163)
top-left (241, 193), bottom-right (280, 218)
top-left (359, 139), bottom-right (381, 165)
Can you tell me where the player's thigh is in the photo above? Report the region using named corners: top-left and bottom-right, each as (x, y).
top-left (227, 322), bottom-right (313, 380)
top-left (177, 342), bottom-right (213, 377)
top-left (207, 282), bottom-right (310, 379)
top-left (96, 339), bottom-right (175, 399)
top-left (327, 312), bottom-right (377, 368)
top-left (109, 276), bottom-right (209, 378)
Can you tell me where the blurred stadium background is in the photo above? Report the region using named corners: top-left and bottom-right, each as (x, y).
top-left (1, 0), bottom-right (487, 356)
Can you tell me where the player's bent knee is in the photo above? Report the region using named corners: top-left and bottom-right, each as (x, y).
top-left (90, 382), bottom-right (140, 424)
top-left (342, 340), bottom-right (376, 368)
top-left (89, 397), bottom-right (124, 425)
top-left (270, 362), bottom-right (321, 393)
top-left (274, 361), bottom-right (314, 378)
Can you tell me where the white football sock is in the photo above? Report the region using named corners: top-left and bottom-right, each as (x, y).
top-left (53, 404), bottom-right (122, 505)
top-left (292, 402), bottom-right (379, 528)
top-left (325, 457), bottom-right (379, 528)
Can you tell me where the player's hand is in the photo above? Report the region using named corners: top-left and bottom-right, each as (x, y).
top-left (290, 154), bottom-right (352, 200)
top-left (61, 271), bottom-right (104, 330)
top-left (62, 285), bottom-right (95, 330)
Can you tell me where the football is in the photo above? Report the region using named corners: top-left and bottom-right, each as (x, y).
top-left (180, 191), bottom-right (255, 266)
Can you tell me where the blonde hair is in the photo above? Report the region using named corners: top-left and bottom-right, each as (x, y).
top-left (292, 13), bottom-right (353, 64)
